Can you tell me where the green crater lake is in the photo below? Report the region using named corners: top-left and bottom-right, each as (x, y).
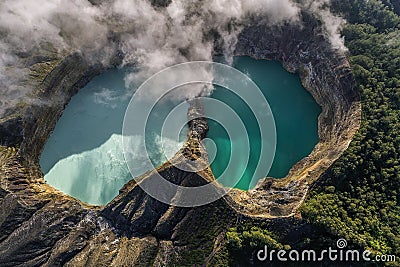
top-left (206, 56), bottom-right (321, 190)
top-left (40, 56), bottom-right (321, 205)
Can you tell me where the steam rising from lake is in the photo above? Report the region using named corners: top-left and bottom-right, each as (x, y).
top-left (0, 0), bottom-right (346, 116)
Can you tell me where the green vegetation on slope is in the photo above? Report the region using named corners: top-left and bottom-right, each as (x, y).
top-left (222, 0), bottom-right (400, 265)
top-left (224, 226), bottom-right (290, 266)
top-left (301, 0), bottom-right (400, 258)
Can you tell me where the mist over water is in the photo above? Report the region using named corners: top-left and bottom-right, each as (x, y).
top-left (0, 0), bottom-right (346, 117)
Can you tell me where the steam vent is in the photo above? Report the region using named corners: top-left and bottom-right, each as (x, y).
top-left (0, 0), bottom-right (371, 266)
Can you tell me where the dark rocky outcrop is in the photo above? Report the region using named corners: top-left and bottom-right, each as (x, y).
top-left (0, 10), bottom-right (360, 266)
top-left (0, 116), bottom-right (23, 146)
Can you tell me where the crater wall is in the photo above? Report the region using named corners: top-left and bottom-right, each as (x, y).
top-left (0, 11), bottom-right (361, 265)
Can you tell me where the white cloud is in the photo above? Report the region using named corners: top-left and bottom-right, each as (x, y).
top-left (0, 0), bottom-right (346, 116)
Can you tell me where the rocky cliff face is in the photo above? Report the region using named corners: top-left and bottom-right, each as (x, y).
top-left (0, 10), bottom-right (360, 266)
top-left (227, 13), bottom-right (361, 218)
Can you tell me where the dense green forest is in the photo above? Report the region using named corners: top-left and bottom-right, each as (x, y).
top-left (303, 0), bottom-right (400, 258)
top-left (220, 0), bottom-right (400, 265)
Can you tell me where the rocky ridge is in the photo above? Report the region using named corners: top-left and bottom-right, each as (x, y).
top-left (0, 11), bottom-right (360, 266)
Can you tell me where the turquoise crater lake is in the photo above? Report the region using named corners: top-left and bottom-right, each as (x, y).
top-left (40, 68), bottom-right (188, 205)
top-left (40, 57), bottom-right (321, 205)
top-left (206, 57), bottom-right (321, 190)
